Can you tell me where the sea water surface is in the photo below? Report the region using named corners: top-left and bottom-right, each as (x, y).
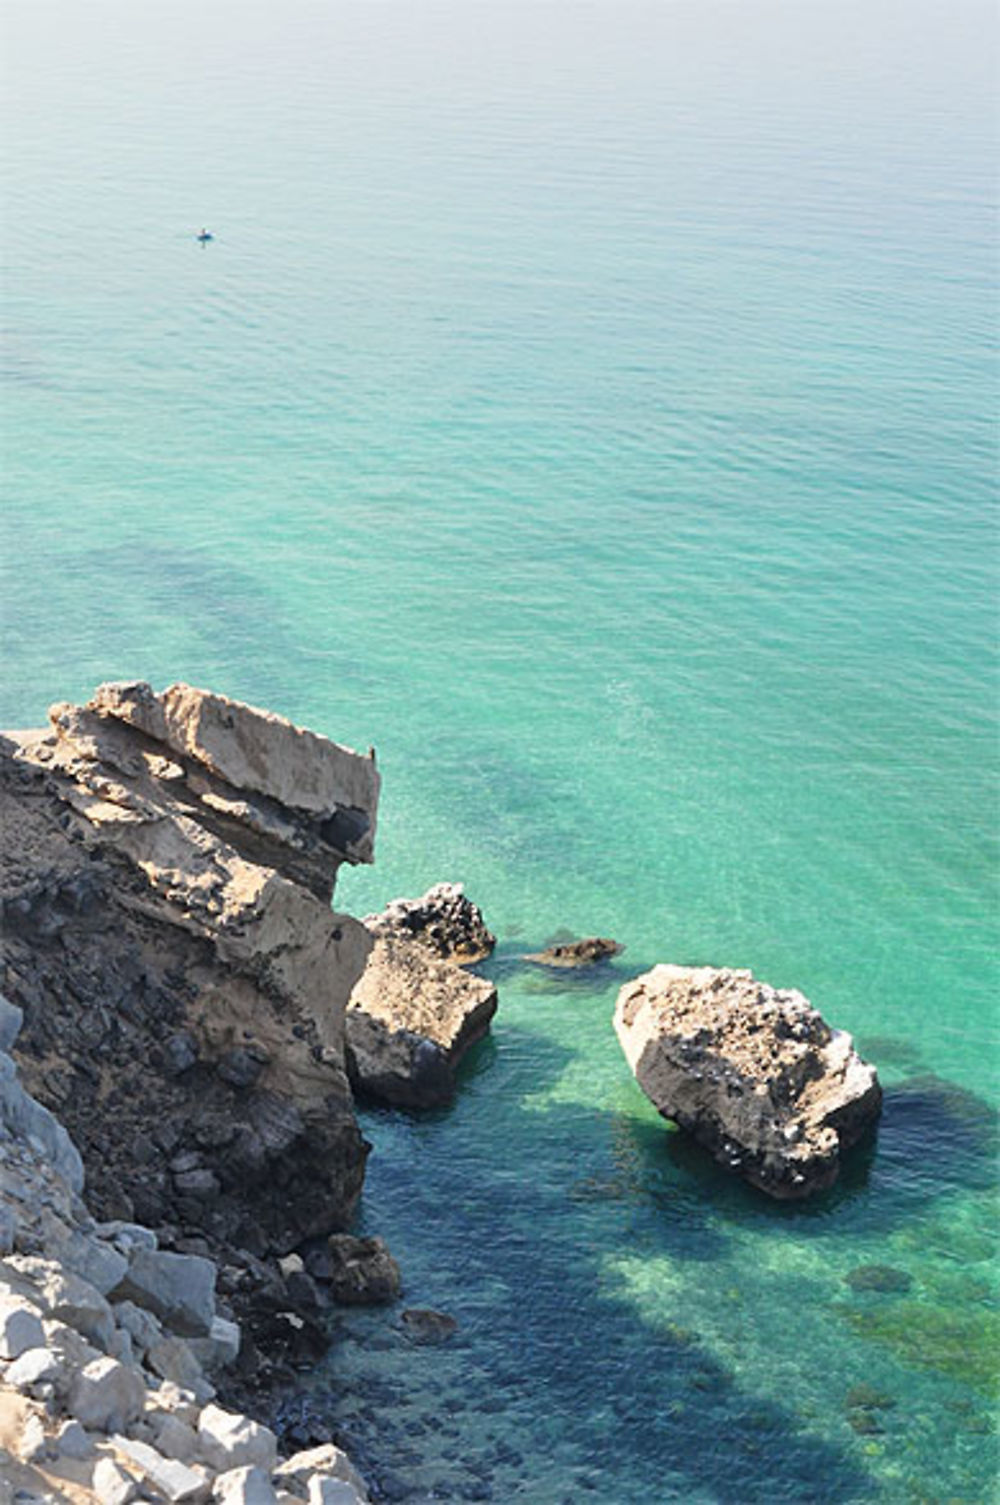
top-left (2, 2), bottom-right (998, 1499)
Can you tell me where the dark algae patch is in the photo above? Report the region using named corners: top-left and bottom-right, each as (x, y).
top-left (837, 1300), bottom-right (1000, 1398)
top-left (844, 1264), bottom-right (913, 1294)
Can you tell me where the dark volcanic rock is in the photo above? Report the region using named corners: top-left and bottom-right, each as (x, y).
top-left (363, 883), bottom-right (495, 965)
top-left (401, 1308), bottom-right (458, 1344)
top-left (326, 1234), bottom-right (402, 1306)
top-left (523, 936), bottom-right (622, 968)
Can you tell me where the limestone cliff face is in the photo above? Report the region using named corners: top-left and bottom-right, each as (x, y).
top-left (0, 682), bottom-right (381, 1255)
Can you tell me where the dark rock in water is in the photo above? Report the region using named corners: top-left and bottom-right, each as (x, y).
top-left (845, 1383), bottom-right (896, 1410)
top-left (364, 882), bottom-right (496, 964)
top-left (847, 1409), bottom-right (885, 1435)
top-left (523, 936), bottom-right (622, 968)
top-left (614, 965), bottom-right (881, 1199)
top-left (401, 1307), bottom-right (458, 1344)
top-left (846, 1264), bottom-right (913, 1294)
top-left (326, 1233), bottom-right (401, 1305)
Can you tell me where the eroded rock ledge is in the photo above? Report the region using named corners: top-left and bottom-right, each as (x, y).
top-left (0, 680), bottom-right (380, 1254)
top-left (614, 965), bottom-right (881, 1198)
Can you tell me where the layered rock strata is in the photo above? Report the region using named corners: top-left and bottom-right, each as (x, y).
top-left (1, 681), bottom-right (380, 1252)
top-left (346, 889), bottom-right (498, 1109)
top-left (614, 965), bottom-right (881, 1198)
top-left (0, 1003), bottom-right (371, 1504)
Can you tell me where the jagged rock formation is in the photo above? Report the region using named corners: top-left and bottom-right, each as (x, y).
top-left (362, 883), bottom-right (495, 965)
top-left (614, 965), bottom-right (881, 1198)
top-left (0, 1012), bottom-right (370, 1503)
top-left (0, 681), bottom-right (380, 1253)
top-left (346, 892), bottom-right (498, 1110)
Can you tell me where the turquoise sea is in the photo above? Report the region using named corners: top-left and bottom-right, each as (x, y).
top-left (3, 2), bottom-right (998, 1499)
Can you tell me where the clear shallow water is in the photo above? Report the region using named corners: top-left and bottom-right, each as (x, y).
top-left (3, 2), bottom-right (998, 1499)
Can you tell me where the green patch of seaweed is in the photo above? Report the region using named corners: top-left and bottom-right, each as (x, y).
top-left (837, 1300), bottom-right (1000, 1398)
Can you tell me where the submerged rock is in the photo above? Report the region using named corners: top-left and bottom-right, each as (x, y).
top-left (363, 883), bottom-right (495, 965)
top-left (845, 1264), bottom-right (913, 1295)
top-left (400, 1308), bottom-right (457, 1345)
top-left (345, 935), bottom-right (497, 1109)
top-left (523, 936), bottom-right (622, 969)
top-left (613, 965), bottom-right (881, 1199)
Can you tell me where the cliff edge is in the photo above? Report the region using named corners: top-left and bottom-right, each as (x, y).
top-left (0, 681), bottom-right (380, 1255)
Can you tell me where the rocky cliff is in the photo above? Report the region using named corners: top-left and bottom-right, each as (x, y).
top-left (0, 681), bottom-right (380, 1255)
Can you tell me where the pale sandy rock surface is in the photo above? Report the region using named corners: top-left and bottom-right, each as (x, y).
top-left (614, 964), bottom-right (881, 1198)
top-left (345, 934), bottom-right (498, 1109)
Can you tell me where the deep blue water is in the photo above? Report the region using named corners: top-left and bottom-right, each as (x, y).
top-left (2, 2), bottom-right (998, 1499)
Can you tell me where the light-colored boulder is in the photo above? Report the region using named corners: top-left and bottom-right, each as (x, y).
top-left (113, 1433), bottom-right (211, 1503)
top-left (212, 1465), bottom-right (278, 1505)
top-left (0, 996), bottom-right (23, 1052)
top-left (145, 1380), bottom-right (201, 1425)
top-left (197, 1403), bottom-right (278, 1473)
top-left (0, 1052), bottom-right (84, 1193)
top-left (189, 1315), bottom-right (240, 1371)
top-left (614, 965), bottom-right (882, 1199)
top-left (11, 1258), bottom-right (115, 1348)
top-left (276, 1445), bottom-right (369, 1502)
top-left (112, 1247), bottom-right (216, 1337)
top-left (308, 1480), bottom-right (363, 1505)
top-left (0, 1298), bottom-right (45, 1359)
top-left (4, 1345), bottom-right (65, 1394)
top-left (68, 1355), bottom-right (145, 1431)
top-left (146, 1334), bottom-right (214, 1400)
top-left (93, 1456), bottom-right (139, 1505)
top-left (18, 1411), bottom-right (51, 1464)
top-left (151, 1411), bottom-right (200, 1464)
top-left (114, 1298), bottom-right (164, 1355)
top-left (346, 935), bottom-right (497, 1108)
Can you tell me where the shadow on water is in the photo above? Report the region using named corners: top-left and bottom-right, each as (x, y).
top-left (305, 1025), bottom-right (878, 1504)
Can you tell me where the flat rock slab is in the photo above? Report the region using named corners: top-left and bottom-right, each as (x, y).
top-left (345, 936), bottom-right (497, 1109)
top-left (614, 965), bottom-right (881, 1198)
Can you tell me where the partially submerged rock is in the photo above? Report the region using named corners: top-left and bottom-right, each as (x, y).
top-left (523, 936), bottom-right (622, 969)
top-left (613, 965), bottom-right (881, 1199)
top-left (363, 883), bottom-right (495, 965)
top-left (400, 1308), bottom-right (457, 1345)
top-left (345, 934), bottom-right (498, 1109)
top-left (325, 1236), bottom-right (401, 1306)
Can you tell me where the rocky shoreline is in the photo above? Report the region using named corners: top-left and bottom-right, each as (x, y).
top-left (1, 680), bottom-right (882, 1500)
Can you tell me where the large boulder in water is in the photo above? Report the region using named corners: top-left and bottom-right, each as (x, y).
top-left (613, 965), bottom-right (881, 1198)
top-left (345, 934), bottom-right (497, 1109)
